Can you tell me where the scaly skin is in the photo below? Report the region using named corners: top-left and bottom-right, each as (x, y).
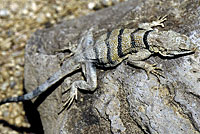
top-left (0, 16), bottom-right (196, 109)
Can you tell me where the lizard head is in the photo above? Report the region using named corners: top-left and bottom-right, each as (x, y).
top-left (148, 30), bottom-right (197, 57)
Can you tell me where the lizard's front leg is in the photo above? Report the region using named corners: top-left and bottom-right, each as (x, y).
top-left (127, 49), bottom-right (164, 79)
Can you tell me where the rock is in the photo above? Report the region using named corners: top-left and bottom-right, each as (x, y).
top-left (24, 0), bottom-right (200, 134)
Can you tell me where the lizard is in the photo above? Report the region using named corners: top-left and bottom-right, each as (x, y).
top-left (0, 16), bottom-right (196, 108)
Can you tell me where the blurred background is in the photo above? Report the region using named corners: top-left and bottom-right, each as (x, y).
top-left (0, 0), bottom-right (126, 133)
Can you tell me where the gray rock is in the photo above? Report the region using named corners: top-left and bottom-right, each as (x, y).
top-left (24, 0), bottom-right (200, 134)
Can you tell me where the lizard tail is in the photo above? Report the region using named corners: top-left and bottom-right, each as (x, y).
top-left (0, 96), bottom-right (25, 105)
top-left (0, 58), bottom-right (81, 105)
top-left (0, 70), bottom-right (63, 105)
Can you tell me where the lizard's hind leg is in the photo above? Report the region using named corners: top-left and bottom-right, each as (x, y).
top-left (63, 62), bottom-right (97, 109)
top-left (63, 29), bottom-right (97, 108)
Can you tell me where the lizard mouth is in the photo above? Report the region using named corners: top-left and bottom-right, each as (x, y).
top-left (159, 48), bottom-right (196, 57)
top-left (167, 49), bottom-right (196, 56)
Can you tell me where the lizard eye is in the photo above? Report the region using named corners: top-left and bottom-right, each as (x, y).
top-left (179, 43), bottom-right (187, 50)
top-left (88, 40), bottom-right (93, 45)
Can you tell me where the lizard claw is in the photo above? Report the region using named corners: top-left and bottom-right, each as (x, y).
top-left (152, 15), bottom-right (167, 28)
top-left (158, 15), bottom-right (167, 22)
top-left (159, 15), bottom-right (167, 27)
top-left (138, 15), bottom-right (167, 30)
top-left (62, 87), bottom-right (78, 109)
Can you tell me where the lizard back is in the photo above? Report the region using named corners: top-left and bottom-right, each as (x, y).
top-left (93, 28), bottom-right (151, 67)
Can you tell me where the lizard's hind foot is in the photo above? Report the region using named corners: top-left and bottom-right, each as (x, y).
top-left (62, 85), bottom-right (78, 109)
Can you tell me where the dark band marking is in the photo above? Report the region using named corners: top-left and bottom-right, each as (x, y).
top-left (93, 46), bottom-right (98, 60)
top-left (130, 28), bottom-right (141, 48)
top-left (130, 33), bottom-right (135, 48)
top-left (143, 30), bottom-right (153, 49)
top-left (105, 31), bottom-right (114, 64)
top-left (93, 45), bottom-right (100, 63)
top-left (117, 29), bottom-right (125, 57)
top-left (0, 95), bottom-right (25, 105)
top-left (18, 96), bottom-right (24, 101)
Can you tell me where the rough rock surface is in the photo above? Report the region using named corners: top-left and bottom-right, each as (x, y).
top-left (24, 0), bottom-right (200, 134)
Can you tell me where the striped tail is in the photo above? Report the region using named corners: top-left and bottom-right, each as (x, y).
top-left (0, 70), bottom-right (63, 105)
top-left (0, 58), bottom-right (81, 105)
top-left (0, 96), bottom-right (25, 105)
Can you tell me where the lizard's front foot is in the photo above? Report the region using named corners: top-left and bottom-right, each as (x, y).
top-left (144, 63), bottom-right (165, 79)
top-left (151, 15), bottom-right (167, 28)
top-left (138, 15), bottom-right (167, 30)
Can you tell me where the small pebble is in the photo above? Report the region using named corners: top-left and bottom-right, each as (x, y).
top-left (15, 116), bottom-right (22, 125)
top-left (9, 80), bottom-right (16, 89)
top-left (9, 131), bottom-right (18, 134)
top-left (36, 13), bottom-right (46, 23)
top-left (0, 39), bottom-right (12, 51)
top-left (14, 70), bottom-right (22, 77)
top-left (10, 3), bottom-right (19, 13)
top-left (3, 111), bottom-right (9, 117)
top-left (1, 81), bottom-right (9, 91)
top-left (101, 0), bottom-right (113, 6)
top-left (31, 2), bottom-right (38, 12)
top-left (0, 9), bottom-right (10, 17)
top-left (22, 9), bottom-right (28, 15)
top-left (46, 12), bottom-right (51, 18)
top-left (88, 2), bottom-right (96, 9)
top-left (0, 75), bottom-right (3, 83)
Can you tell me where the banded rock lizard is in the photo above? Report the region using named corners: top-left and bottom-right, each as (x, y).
top-left (0, 16), bottom-right (196, 108)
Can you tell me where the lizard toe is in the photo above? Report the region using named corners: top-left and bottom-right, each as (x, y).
top-left (62, 87), bottom-right (78, 109)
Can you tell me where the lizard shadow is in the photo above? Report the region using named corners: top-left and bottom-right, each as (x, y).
top-left (0, 119), bottom-right (35, 133)
top-left (22, 87), bottom-right (44, 134)
top-left (24, 69), bottom-right (82, 133)
top-left (0, 87), bottom-right (44, 134)
top-left (33, 68), bottom-right (82, 108)
top-left (0, 69), bottom-right (81, 134)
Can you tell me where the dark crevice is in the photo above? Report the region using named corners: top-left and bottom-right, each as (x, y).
top-left (133, 118), bottom-right (151, 134)
top-left (171, 94), bottom-right (200, 133)
top-left (186, 111), bottom-right (200, 133)
top-left (186, 91), bottom-right (200, 100)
